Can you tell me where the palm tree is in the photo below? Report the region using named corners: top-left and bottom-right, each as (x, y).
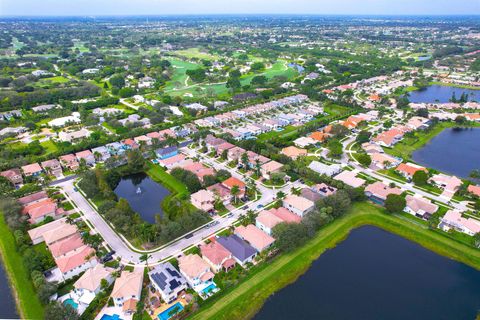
top-left (230, 185), bottom-right (240, 204)
top-left (140, 253), bottom-right (152, 267)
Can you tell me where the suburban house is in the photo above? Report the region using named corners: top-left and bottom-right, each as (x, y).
top-left (362, 142), bottom-right (384, 154)
top-left (294, 137), bottom-right (317, 148)
top-left (260, 161), bottom-right (284, 180)
top-left (216, 235), bottom-right (257, 266)
top-left (311, 183), bottom-right (337, 197)
top-left (41, 159), bottom-right (63, 177)
top-left (73, 264), bottom-right (114, 306)
top-left (219, 177), bottom-right (246, 200)
top-left (91, 146), bottom-right (111, 162)
top-left (372, 129), bottom-right (404, 147)
top-left (395, 162), bottom-right (428, 180)
top-left (0, 168), bottom-right (23, 188)
top-left (215, 142), bottom-right (235, 156)
top-left (27, 218), bottom-right (70, 245)
top-left (333, 170), bottom-right (366, 188)
top-left (281, 146), bottom-right (307, 160)
top-left (308, 161), bottom-right (342, 177)
top-left (227, 146), bottom-right (247, 162)
top-left (283, 194), bottom-right (314, 217)
top-left (370, 153), bottom-right (402, 169)
top-left (75, 150), bottom-right (96, 166)
top-left (200, 241), bottom-right (236, 273)
top-left (406, 116), bottom-right (430, 130)
top-left (234, 225), bottom-right (275, 252)
top-left (364, 181), bottom-right (403, 205)
top-left (256, 210), bottom-right (284, 235)
top-left (59, 154), bottom-right (80, 171)
top-left (468, 185), bottom-right (480, 197)
top-left (58, 128), bottom-right (91, 143)
top-left (149, 262), bottom-right (187, 304)
top-left (55, 245), bottom-right (98, 281)
top-left (22, 198), bottom-right (63, 224)
top-left (178, 254), bottom-right (215, 293)
top-left (183, 162), bottom-right (215, 183)
top-left (158, 154), bottom-right (188, 170)
top-left (429, 174), bottom-right (463, 194)
top-left (300, 188), bottom-right (322, 202)
top-left (156, 146), bottom-right (178, 160)
top-left (439, 210), bottom-right (480, 236)
top-left (21, 163), bottom-right (43, 177)
top-left (191, 189), bottom-right (216, 212)
top-left (111, 270), bottom-right (144, 309)
top-left (404, 195), bottom-right (438, 220)
top-left (309, 131), bottom-right (329, 143)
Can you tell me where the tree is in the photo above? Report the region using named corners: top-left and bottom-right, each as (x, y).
top-left (455, 115), bottom-right (467, 125)
top-left (319, 190), bottom-right (351, 218)
top-left (186, 68), bottom-right (207, 82)
top-left (250, 62), bottom-right (265, 72)
top-left (127, 149), bottom-right (146, 172)
top-left (272, 222), bottom-right (308, 252)
top-left (327, 139), bottom-right (343, 158)
top-left (356, 130), bottom-right (371, 144)
top-left (109, 75), bottom-right (125, 88)
top-left (474, 233), bottom-right (480, 248)
top-left (330, 124), bottom-right (349, 138)
top-left (215, 169), bottom-right (231, 181)
top-left (230, 185), bottom-right (240, 204)
top-left (251, 75), bottom-right (267, 86)
top-left (44, 302), bottom-right (79, 320)
top-left (412, 170), bottom-right (429, 186)
top-left (241, 152), bottom-right (249, 168)
top-left (226, 77), bottom-right (241, 90)
top-left (385, 194), bottom-right (406, 214)
top-left (140, 253), bottom-right (151, 266)
top-left (356, 153), bottom-right (372, 167)
top-left (118, 87), bottom-right (135, 98)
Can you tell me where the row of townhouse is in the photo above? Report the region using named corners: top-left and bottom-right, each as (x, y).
top-left (410, 101), bottom-right (480, 111)
top-left (1, 126), bottom-right (193, 184)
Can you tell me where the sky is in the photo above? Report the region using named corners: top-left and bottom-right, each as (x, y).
top-left (0, 0), bottom-right (479, 16)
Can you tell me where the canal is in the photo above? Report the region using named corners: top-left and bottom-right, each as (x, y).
top-left (254, 226), bottom-right (480, 320)
top-left (408, 84), bottom-right (478, 103)
top-left (412, 127), bottom-right (480, 180)
top-left (0, 260), bottom-right (18, 319)
top-left (113, 172), bottom-right (170, 223)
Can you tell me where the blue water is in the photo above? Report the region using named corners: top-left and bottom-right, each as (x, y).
top-left (63, 298), bottom-right (78, 310)
top-left (412, 127), bottom-right (480, 180)
top-left (408, 85), bottom-right (478, 103)
top-left (114, 172), bottom-right (170, 223)
top-left (287, 63), bottom-right (305, 73)
top-left (0, 261), bottom-right (18, 319)
top-left (417, 55), bottom-right (431, 61)
top-left (100, 314), bottom-right (121, 320)
top-left (158, 302), bottom-right (184, 320)
top-left (254, 226), bottom-right (480, 320)
top-left (201, 283), bottom-right (218, 295)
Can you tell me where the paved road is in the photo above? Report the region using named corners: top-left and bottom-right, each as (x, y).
top-left (57, 147), bottom-right (304, 266)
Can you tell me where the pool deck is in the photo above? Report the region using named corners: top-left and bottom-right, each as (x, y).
top-left (152, 298), bottom-right (187, 319)
top-left (95, 306), bottom-right (133, 320)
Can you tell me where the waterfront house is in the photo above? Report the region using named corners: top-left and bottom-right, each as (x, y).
top-left (364, 182), bottom-right (403, 205)
top-left (111, 270), bottom-right (144, 308)
top-left (283, 194), bottom-right (314, 217)
top-left (200, 241), bottom-right (236, 273)
top-left (404, 195), bottom-right (438, 220)
top-left (0, 168), bottom-right (23, 188)
top-left (74, 264), bottom-right (114, 306)
top-left (191, 190), bottom-right (216, 212)
top-left (429, 173), bottom-right (462, 194)
top-left (467, 185), bottom-right (480, 197)
top-left (178, 254), bottom-right (215, 292)
top-left (439, 210), bottom-right (480, 236)
top-left (217, 235), bottom-right (257, 266)
top-left (256, 210), bottom-right (284, 235)
top-left (149, 262), bottom-right (187, 304)
top-left (234, 225), bottom-right (275, 253)
top-left (21, 163), bottom-right (43, 177)
top-left (158, 154), bottom-right (188, 170)
top-left (59, 154), bottom-right (80, 171)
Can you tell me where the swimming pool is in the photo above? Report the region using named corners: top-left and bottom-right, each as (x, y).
top-left (158, 302), bottom-right (184, 320)
top-left (201, 283), bottom-right (218, 295)
top-left (100, 314), bottom-right (121, 320)
top-left (63, 298), bottom-right (78, 310)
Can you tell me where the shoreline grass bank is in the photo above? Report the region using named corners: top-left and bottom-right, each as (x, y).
top-left (190, 202), bottom-right (480, 320)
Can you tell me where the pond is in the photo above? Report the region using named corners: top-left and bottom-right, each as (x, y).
top-left (0, 261), bottom-right (18, 319)
top-left (408, 84), bottom-right (478, 103)
top-left (254, 226), bottom-right (480, 320)
top-left (113, 173), bottom-right (170, 223)
top-left (412, 127), bottom-right (480, 180)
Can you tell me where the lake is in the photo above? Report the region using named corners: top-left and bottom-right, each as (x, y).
top-left (408, 85), bottom-right (478, 103)
top-left (412, 127), bottom-right (480, 180)
top-left (113, 173), bottom-right (170, 223)
top-left (254, 226), bottom-right (480, 320)
top-left (0, 261), bottom-right (18, 319)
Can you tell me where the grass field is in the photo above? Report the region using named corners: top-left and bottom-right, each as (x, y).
top-left (0, 215), bottom-right (44, 319)
top-left (37, 76), bottom-right (70, 85)
top-left (190, 202), bottom-right (480, 320)
top-left (146, 163), bottom-right (189, 197)
top-left (173, 48), bottom-right (220, 61)
top-left (40, 139), bottom-right (59, 154)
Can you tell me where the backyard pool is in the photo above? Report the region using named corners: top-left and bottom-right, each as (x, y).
top-left (100, 314), bottom-right (122, 320)
top-left (158, 302), bottom-right (184, 320)
top-left (201, 283), bottom-right (218, 296)
top-left (63, 298), bottom-right (78, 310)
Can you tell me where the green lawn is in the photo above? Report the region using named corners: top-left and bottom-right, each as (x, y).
top-left (40, 140), bottom-right (58, 154)
top-left (173, 47), bottom-right (220, 61)
top-left (0, 216), bottom-right (44, 319)
top-left (385, 122), bottom-right (458, 159)
top-left (37, 76), bottom-right (70, 85)
top-left (146, 163), bottom-right (189, 197)
top-left (190, 202), bottom-right (480, 320)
